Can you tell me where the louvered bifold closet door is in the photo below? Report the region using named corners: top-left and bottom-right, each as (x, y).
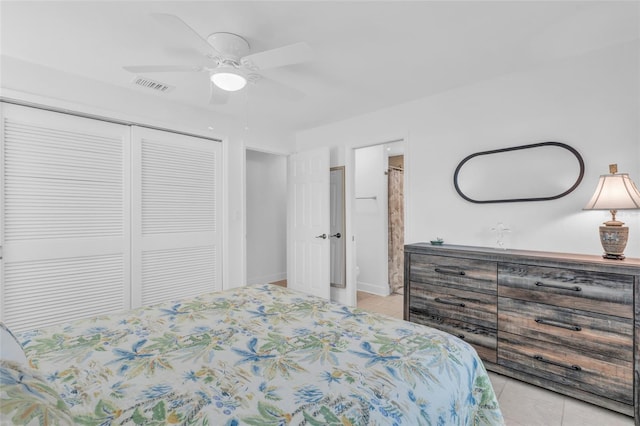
top-left (131, 127), bottom-right (221, 307)
top-left (0, 104), bottom-right (130, 332)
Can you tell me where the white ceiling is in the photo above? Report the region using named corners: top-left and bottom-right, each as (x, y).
top-left (1, 1), bottom-right (638, 133)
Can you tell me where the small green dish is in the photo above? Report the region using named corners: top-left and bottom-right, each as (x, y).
top-left (430, 239), bottom-right (444, 246)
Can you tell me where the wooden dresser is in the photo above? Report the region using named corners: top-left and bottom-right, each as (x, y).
top-left (403, 243), bottom-right (640, 423)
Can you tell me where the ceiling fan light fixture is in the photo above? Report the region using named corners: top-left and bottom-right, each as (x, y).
top-left (211, 69), bottom-right (247, 92)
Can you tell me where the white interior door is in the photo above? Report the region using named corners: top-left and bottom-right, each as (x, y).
top-left (287, 148), bottom-right (330, 299)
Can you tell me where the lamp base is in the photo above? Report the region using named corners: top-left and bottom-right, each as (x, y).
top-left (602, 253), bottom-right (625, 260)
top-left (598, 225), bottom-right (628, 260)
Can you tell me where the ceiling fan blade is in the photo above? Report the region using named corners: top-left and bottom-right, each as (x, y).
top-left (209, 83), bottom-right (230, 105)
top-left (251, 76), bottom-right (305, 102)
top-left (241, 42), bottom-right (313, 71)
top-left (163, 46), bottom-right (218, 65)
top-left (150, 13), bottom-right (217, 56)
top-left (123, 65), bottom-right (201, 73)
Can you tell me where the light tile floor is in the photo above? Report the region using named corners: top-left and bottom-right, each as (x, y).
top-left (357, 291), bottom-right (635, 426)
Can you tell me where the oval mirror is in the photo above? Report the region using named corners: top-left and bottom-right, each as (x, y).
top-left (453, 142), bottom-right (584, 203)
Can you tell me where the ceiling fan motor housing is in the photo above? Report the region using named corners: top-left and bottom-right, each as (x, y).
top-left (206, 32), bottom-right (250, 60)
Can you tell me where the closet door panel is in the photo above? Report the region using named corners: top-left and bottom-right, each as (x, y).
top-left (131, 126), bottom-right (221, 307)
top-left (1, 104), bottom-right (131, 332)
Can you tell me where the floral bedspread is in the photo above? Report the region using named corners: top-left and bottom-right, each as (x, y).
top-left (15, 284), bottom-right (503, 425)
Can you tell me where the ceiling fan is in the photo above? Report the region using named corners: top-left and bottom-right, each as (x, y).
top-left (123, 13), bottom-right (313, 104)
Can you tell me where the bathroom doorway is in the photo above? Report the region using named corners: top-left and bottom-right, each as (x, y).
top-left (353, 140), bottom-right (405, 298)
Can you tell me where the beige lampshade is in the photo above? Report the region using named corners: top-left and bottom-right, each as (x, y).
top-left (583, 173), bottom-right (640, 211)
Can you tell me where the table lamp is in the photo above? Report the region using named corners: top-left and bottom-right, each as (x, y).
top-left (583, 164), bottom-right (640, 259)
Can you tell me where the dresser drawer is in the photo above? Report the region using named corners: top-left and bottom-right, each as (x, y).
top-left (498, 297), bottom-right (633, 361)
top-left (498, 263), bottom-right (633, 318)
top-left (410, 254), bottom-right (497, 295)
top-left (410, 281), bottom-right (496, 330)
top-left (409, 280), bottom-right (497, 363)
top-left (409, 312), bottom-right (496, 362)
top-left (499, 331), bottom-right (633, 405)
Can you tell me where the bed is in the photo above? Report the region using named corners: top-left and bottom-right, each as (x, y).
top-left (2, 284), bottom-right (504, 425)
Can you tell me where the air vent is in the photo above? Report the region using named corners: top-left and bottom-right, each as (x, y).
top-left (132, 76), bottom-right (174, 93)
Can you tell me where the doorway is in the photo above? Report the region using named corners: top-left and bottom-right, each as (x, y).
top-left (245, 149), bottom-right (287, 286)
top-left (353, 140), bottom-right (405, 300)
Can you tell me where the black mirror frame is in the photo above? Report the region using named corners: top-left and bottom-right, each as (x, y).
top-left (453, 141), bottom-right (585, 204)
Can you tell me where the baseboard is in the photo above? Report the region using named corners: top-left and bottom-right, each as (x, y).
top-left (247, 272), bottom-right (287, 286)
top-left (357, 281), bottom-right (391, 296)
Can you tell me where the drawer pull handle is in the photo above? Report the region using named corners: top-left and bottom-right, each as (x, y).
top-left (434, 267), bottom-right (466, 276)
top-left (434, 297), bottom-right (466, 307)
top-left (535, 281), bottom-right (582, 292)
top-left (535, 318), bottom-right (582, 332)
top-left (533, 355), bottom-right (581, 371)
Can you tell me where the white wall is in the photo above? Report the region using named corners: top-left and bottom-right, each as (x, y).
top-left (0, 56), bottom-right (295, 289)
top-left (3, 37), bottom-right (638, 302)
top-left (297, 42), bottom-right (640, 265)
top-left (354, 145), bottom-right (389, 295)
top-left (246, 150), bottom-right (287, 284)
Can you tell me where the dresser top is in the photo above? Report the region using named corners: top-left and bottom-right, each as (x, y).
top-left (405, 243), bottom-right (640, 274)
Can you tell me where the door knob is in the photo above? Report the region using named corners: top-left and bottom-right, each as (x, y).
top-left (315, 233), bottom-right (327, 239)
top-left (329, 233), bottom-right (341, 238)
